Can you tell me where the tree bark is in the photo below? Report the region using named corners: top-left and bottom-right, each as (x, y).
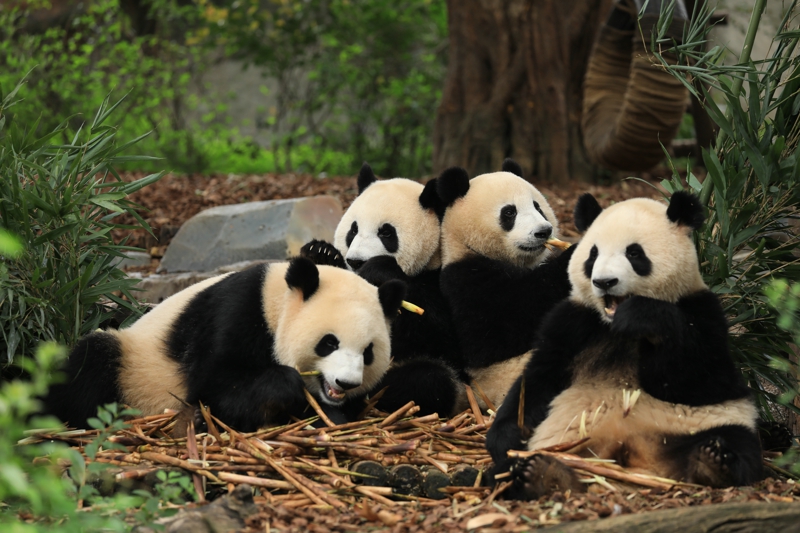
top-left (539, 502), bottom-right (800, 533)
top-left (433, 0), bottom-right (613, 182)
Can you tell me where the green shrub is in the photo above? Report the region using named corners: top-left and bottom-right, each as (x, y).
top-left (207, 0), bottom-right (447, 177)
top-left (0, 0), bottom-right (206, 173)
top-left (0, 78), bottom-right (164, 366)
top-left (653, 0), bottom-right (800, 417)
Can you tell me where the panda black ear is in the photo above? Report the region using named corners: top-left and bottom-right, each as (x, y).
top-left (436, 167), bottom-right (470, 209)
top-left (574, 193), bottom-right (603, 232)
top-left (378, 280), bottom-right (407, 319)
top-left (501, 158), bottom-right (523, 178)
top-left (667, 191), bottom-right (705, 230)
top-left (357, 162), bottom-right (377, 195)
top-left (285, 257), bottom-right (319, 300)
top-left (419, 178), bottom-right (446, 221)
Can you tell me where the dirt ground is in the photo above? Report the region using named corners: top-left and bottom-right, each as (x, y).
top-left (113, 170), bottom-right (669, 266)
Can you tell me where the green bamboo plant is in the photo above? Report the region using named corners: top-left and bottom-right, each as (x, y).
top-left (648, 0), bottom-right (800, 418)
top-left (0, 76), bottom-right (165, 367)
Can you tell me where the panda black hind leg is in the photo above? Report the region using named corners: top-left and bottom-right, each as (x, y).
top-left (43, 331), bottom-right (123, 428)
top-left (664, 425), bottom-right (763, 487)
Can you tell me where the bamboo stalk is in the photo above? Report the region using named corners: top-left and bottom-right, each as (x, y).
top-left (267, 459), bottom-right (346, 509)
top-left (379, 401), bottom-right (418, 427)
top-left (303, 389), bottom-right (337, 427)
top-left (217, 472), bottom-right (294, 490)
top-left (464, 386), bottom-right (485, 426)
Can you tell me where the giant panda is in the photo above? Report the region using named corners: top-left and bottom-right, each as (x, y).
top-left (301, 163), bottom-right (465, 417)
top-left (44, 258), bottom-right (406, 432)
top-left (486, 192), bottom-right (763, 498)
top-left (435, 161), bottom-right (575, 408)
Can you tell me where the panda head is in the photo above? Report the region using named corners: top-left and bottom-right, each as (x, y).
top-left (333, 163), bottom-right (443, 276)
top-left (436, 161), bottom-right (559, 268)
top-left (569, 191), bottom-right (707, 322)
top-left (273, 258), bottom-right (406, 406)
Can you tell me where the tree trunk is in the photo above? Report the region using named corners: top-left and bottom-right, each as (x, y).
top-left (433, 0), bottom-right (613, 182)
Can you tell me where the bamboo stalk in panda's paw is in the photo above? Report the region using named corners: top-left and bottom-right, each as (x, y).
top-left (401, 300), bottom-right (425, 315)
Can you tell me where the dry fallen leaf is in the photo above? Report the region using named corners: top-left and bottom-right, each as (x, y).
top-left (465, 512), bottom-right (511, 530)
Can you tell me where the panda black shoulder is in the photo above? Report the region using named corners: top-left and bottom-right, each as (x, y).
top-left (165, 264), bottom-right (271, 364)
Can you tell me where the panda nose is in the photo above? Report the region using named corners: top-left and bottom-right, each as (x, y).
top-left (593, 278), bottom-right (618, 290)
top-left (335, 379), bottom-right (360, 391)
top-left (347, 258), bottom-right (366, 270)
top-left (534, 226), bottom-right (553, 239)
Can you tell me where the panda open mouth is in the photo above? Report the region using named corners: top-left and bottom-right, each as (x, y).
top-left (517, 244), bottom-right (543, 253)
top-left (319, 376), bottom-right (346, 403)
top-left (603, 294), bottom-right (629, 318)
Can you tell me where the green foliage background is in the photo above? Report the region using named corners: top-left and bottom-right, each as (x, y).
top-left (0, 0), bottom-right (447, 177)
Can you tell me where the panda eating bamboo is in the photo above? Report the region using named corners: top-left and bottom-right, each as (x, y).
top-left (44, 258), bottom-right (406, 433)
top-left (487, 192), bottom-right (763, 498)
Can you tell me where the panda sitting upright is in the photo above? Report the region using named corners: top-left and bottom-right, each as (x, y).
top-left (435, 161), bottom-right (575, 408)
top-left (301, 163), bottom-right (465, 417)
top-left (487, 192), bottom-right (762, 498)
top-left (44, 258), bottom-right (406, 432)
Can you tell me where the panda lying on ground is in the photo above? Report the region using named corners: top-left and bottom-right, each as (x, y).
top-left (301, 163), bottom-right (466, 417)
top-left (486, 192), bottom-right (763, 499)
top-left (435, 161), bottom-right (575, 409)
top-left (44, 258), bottom-right (406, 433)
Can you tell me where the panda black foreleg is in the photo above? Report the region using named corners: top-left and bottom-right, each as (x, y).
top-left (373, 358), bottom-right (460, 417)
top-left (662, 425), bottom-right (763, 487)
top-left (356, 255), bottom-right (409, 286)
top-left (43, 331), bottom-right (123, 429)
top-left (196, 365), bottom-right (307, 433)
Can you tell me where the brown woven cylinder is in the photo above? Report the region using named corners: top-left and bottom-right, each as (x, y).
top-left (581, 23), bottom-right (688, 171)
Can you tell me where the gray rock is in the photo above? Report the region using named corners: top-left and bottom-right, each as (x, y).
top-left (134, 260), bottom-right (276, 304)
top-left (114, 251), bottom-right (153, 270)
top-left (158, 196), bottom-right (342, 273)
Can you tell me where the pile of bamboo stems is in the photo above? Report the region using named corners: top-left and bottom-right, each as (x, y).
top-left (22, 385), bottom-right (695, 507)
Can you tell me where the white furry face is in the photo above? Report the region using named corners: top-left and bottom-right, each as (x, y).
top-left (265, 264), bottom-right (392, 406)
top-left (568, 198), bottom-right (707, 322)
top-left (441, 172), bottom-right (559, 268)
top-left (333, 179), bottom-right (441, 275)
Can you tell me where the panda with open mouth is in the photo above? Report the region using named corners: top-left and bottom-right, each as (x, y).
top-left (44, 257), bottom-right (406, 433)
top-left (487, 191), bottom-right (763, 499)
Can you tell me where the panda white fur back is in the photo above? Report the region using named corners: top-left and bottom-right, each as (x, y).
top-left (435, 161), bottom-right (575, 408)
top-left (44, 258), bottom-right (406, 432)
top-left (300, 163), bottom-right (466, 417)
top-left (487, 192), bottom-right (762, 498)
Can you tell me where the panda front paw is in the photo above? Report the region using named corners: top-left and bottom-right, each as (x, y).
top-left (299, 240), bottom-right (346, 269)
top-left (357, 255), bottom-right (407, 285)
top-left (610, 295), bottom-right (679, 339)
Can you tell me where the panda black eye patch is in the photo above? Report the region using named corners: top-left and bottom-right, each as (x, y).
top-left (533, 200), bottom-right (546, 219)
top-left (625, 243), bottom-right (652, 276)
top-left (315, 334), bottom-right (340, 357)
top-left (584, 245), bottom-right (598, 279)
top-left (345, 221), bottom-right (358, 247)
top-left (377, 223), bottom-right (399, 253)
top-left (500, 204), bottom-right (517, 231)
top-left (363, 343), bottom-right (374, 366)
